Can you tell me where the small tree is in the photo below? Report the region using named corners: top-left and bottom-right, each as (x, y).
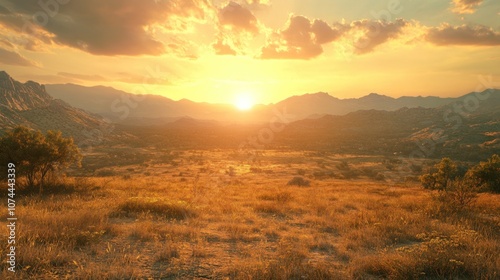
top-left (419, 158), bottom-right (483, 215)
top-left (0, 126), bottom-right (82, 193)
top-left (467, 154), bottom-right (500, 193)
top-left (420, 158), bottom-right (459, 190)
top-left (442, 178), bottom-right (480, 211)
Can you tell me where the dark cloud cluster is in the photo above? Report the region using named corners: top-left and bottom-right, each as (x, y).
top-left (260, 15), bottom-right (345, 59)
top-left (259, 15), bottom-right (409, 59)
top-left (213, 1), bottom-right (260, 56)
top-left (427, 24), bottom-right (500, 46)
top-left (259, 13), bottom-right (499, 60)
top-left (352, 19), bottom-right (407, 54)
top-left (0, 0), bottom-right (498, 61)
top-left (0, 0), bottom-right (210, 56)
top-left (219, 1), bottom-right (259, 34)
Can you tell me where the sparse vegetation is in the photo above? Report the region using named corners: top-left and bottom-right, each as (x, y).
top-left (1, 150), bottom-right (499, 279)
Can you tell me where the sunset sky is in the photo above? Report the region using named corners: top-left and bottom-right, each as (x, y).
top-left (0, 0), bottom-right (499, 105)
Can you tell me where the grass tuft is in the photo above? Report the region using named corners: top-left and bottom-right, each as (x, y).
top-left (116, 197), bottom-right (196, 220)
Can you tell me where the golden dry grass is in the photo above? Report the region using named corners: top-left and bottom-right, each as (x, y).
top-left (1, 150), bottom-right (499, 279)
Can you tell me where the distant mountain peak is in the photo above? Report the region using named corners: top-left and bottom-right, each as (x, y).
top-left (306, 92), bottom-right (332, 98)
top-left (0, 72), bottom-right (53, 111)
top-left (0, 70), bottom-right (10, 79)
top-left (287, 91), bottom-right (335, 102)
top-left (361, 93), bottom-right (393, 100)
top-left (313, 91), bottom-right (330, 96)
top-left (0, 70), bottom-right (14, 89)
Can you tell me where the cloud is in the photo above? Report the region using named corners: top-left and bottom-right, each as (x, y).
top-left (451, 0), bottom-right (483, 14)
top-left (260, 15), bottom-right (345, 59)
top-left (0, 47), bottom-right (39, 67)
top-left (245, 0), bottom-right (271, 10)
top-left (0, 0), bottom-right (211, 56)
top-left (0, 3), bottom-right (10, 14)
top-left (259, 17), bottom-right (414, 58)
top-left (212, 37), bottom-right (237, 55)
top-left (57, 72), bottom-right (106, 82)
top-left (246, 0), bottom-right (270, 5)
top-left (213, 1), bottom-right (260, 55)
top-left (116, 71), bottom-right (172, 85)
top-left (426, 24), bottom-right (500, 46)
top-left (57, 71), bottom-right (172, 85)
top-left (351, 19), bottom-right (408, 54)
top-left (219, 1), bottom-right (259, 35)
top-left (0, 39), bottom-right (14, 48)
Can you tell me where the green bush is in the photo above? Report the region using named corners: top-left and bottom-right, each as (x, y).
top-left (0, 126), bottom-right (81, 193)
top-left (466, 154), bottom-right (500, 193)
top-left (420, 158), bottom-right (459, 190)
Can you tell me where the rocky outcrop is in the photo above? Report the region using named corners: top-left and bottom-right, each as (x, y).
top-left (0, 71), bottom-right (109, 142)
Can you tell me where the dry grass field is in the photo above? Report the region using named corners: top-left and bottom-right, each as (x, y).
top-left (1, 150), bottom-right (499, 279)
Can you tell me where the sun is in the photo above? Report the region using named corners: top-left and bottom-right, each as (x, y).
top-left (234, 92), bottom-right (255, 111)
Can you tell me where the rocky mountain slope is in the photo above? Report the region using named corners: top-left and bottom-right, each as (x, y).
top-left (0, 71), bottom-right (108, 143)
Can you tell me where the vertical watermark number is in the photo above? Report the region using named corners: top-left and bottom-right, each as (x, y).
top-left (6, 163), bottom-right (16, 273)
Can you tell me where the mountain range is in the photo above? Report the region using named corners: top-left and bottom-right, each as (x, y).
top-left (1, 71), bottom-right (499, 160)
top-left (122, 90), bottom-right (499, 161)
top-left (276, 92), bottom-right (500, 160)
top-left (46, 83), bottom-right (467, 124)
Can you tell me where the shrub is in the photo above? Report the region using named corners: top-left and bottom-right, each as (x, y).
top-left (226, 166), bottom-right (236, 176)
top-left (287, 176), bottom-right (310, 187)
top-left (374, 173), bottom-right (385, 181)
top-left (433, 178), bottom-right (480, 214)
top-left (313, 170), bottom-right (335, 180)
top-left (155, 243), bottom-right (180, 263)
top-left (466, 154), bottom-right (500, 193)
top-left (420, 158), bottom-right (459, 190)
top-left (341, 169), bottom-right (360, 179)
top-left (337, 160), bottom-right (350, 171)
top-left (96, 168), bottom-right (116, 177)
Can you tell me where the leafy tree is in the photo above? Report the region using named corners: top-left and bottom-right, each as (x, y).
top-left (420, 158), bottom-right (459, 190)
top-left (0, 126), bottom-right (81, 193)
top-left (467, 154), bottom-right (500, 193)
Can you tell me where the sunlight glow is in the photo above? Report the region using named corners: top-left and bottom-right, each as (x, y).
top-left (234, 92), bottom-right (255, 111)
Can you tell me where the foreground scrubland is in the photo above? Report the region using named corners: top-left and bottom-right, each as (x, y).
top-left (1, 150), bottom-right (499, 279)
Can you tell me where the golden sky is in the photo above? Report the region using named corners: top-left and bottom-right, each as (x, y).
top-left (0, 0), bottom-right (499, 104)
